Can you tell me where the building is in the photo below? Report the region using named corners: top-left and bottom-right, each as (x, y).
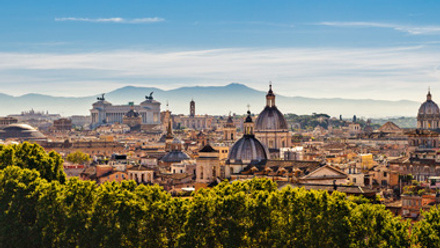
top-left (254, 84), bottom-right (291, 156)
top-left (222, 114), bottom-right (237, 144)
top-left (178, 100), bottom-right (213, 130)
top-left (196, 144), bottom-right (223, 183)
top-left (0, 117), bottom-right (18, 127)
top-left (52, 118), bottom-right (72, 131)
top-left (90, 93), bottom-right (160, 129)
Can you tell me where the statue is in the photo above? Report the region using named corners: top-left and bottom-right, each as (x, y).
top-left (97, 93), bottom-right (105, 101)
top-left (145, 91), bottom-right (154, 100)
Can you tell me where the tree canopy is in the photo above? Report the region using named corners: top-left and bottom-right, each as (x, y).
top-left (65, 150), bottom-right (91, 165)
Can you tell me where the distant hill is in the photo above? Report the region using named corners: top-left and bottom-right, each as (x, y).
top-left (0, 83), bottom-right (421, 118)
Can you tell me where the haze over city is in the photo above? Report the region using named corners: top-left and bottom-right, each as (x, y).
top-left (1, 0), bottom-right (440, 104)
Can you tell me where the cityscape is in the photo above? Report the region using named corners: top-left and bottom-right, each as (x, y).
top-left (3, 1), bottom-right (440, 247)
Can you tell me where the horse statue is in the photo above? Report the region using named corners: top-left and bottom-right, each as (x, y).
top-left (145, 91), bottom-right (154, 100)
top-left (97, 93), bottom-right (105, 101)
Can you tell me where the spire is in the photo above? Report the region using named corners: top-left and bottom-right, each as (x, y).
top-left (266, 82), bottom-right (275, 107)
top-left (166, 119), bottom-right (173, 139)
top-left (427, 87), bottom-right (432, 101)
top-left (244, 110), bottom-right (254, 136)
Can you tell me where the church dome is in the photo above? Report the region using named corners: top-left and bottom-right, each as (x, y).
top-left (255, 84), bottom-right (288, 130)
top-left (418, 91), bottom-right (440, 116)
top-left (255, 106), bottom-right (288, 130)
top-left (227, 111), bottom-right (269, 165)
top-left (417, 90), bottom-right (440, 129)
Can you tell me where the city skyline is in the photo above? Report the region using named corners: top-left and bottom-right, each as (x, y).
top-left (1, 1), bottom-right (440, 101)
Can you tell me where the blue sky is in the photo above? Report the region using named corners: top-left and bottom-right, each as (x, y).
top-left (1, 0), bottom-right (440, 102)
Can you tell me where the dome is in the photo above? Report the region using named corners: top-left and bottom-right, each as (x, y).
top-left (226, 136), bottom-right (268, 165)
top-left (417, 90), bottom-right (440, 129)
top-left (0, 123), bottom-right (46, 140)
top-left (227, 110), bottom-right (269, 165)
top-left (418, 93), bottom-right (440, 116)
top-left (255, 106), bottom-right (288, 130)
top-left (255, 84), bottom-right (288, 131)
top-left (160, 151), bottom-right (190, 163)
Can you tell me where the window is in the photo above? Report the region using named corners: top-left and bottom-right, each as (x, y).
top-left (353, 178), bottom-right (356, 183)
top-left (383, 172), bottom-right (387, 177)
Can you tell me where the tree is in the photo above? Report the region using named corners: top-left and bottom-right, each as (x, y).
top-left (412, 206), bottom-right (440, 248)
top-left (0, 142), bottom-right (66, 183)
top-left (66, 150), bottom-right (91, 165)
top-left (0, 166), bottom-right (46, 247)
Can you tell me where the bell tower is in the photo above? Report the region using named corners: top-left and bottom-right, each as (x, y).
top-left (190, 99), bottom-right (195, 117)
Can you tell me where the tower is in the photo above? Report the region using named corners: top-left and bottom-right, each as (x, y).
top-left (223, 113), bottom-right (237, 142)
top-left (190, 99), bottom-right (195, 117)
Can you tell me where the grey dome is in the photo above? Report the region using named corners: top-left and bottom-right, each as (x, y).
top-left (255, 106), bottom-right (288, 130)
top-left (418, 99), bottom-right (440, 116)
top-left (227, 135), bottom-right (268, 165)
top-left (0, 124), bottom-right (46, 139)
top-left (160, 151), bottom-right (190, 163)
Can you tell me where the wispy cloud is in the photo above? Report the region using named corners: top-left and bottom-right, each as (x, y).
top-left (0, 46), bottom-right (439, 102)
top-left (319, 21), bottom-right (440, 35)
top-left (54, 17), bottom-right (165, 24)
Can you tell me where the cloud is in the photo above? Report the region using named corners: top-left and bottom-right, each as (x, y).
top-left (0, 46), bottom-right (439, 101)
top-left (319, 21), bottom-right (440, 35)
top-left (54, 17), bottom-right (165, 24)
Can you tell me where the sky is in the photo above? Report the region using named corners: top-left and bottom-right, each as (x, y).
top-left (1, 0), bottom-right (440, 102)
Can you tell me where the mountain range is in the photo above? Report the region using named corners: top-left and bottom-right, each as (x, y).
top-left (0, 83), bottom-right (421, 118)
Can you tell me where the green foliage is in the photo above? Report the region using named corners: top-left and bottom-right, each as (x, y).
top-left (65, 150), bottom-right (91, 165)
top-left (0, 142), bottom-right (66, 183)
top-left (0, 168), bottom-right (433, 248)
top-left (413, 207), bottom-right (440, 248)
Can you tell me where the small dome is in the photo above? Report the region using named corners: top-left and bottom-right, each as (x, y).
top-left (160, 151), bottom-right (190, 163)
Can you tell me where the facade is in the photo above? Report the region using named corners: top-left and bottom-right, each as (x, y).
top-left (90, 94), bottom-right (160, 129)
top-left (222, 114), bottom-right (237, 144)
top-left (196, 144), bottom-right (224, 183)
top-left (0, 117), bottom-right (18, 127)
top-left (254, 84), bottom-right (291, 154)
top-left (53, 118), bottom-right (72, 131)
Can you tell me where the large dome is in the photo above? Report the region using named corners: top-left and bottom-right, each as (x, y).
top-left (0, 124), bottom-right (46, 140)
top-left (227, 136), bottom-right (268, 165)
top-left (255, 84), bottom-right (288, 130)
top-left (417, 90), bottom-right (440, 129)
top-left (418, 96), bottom-right (440, 117)
top-left (255, 106), bottom-right (288, 130)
